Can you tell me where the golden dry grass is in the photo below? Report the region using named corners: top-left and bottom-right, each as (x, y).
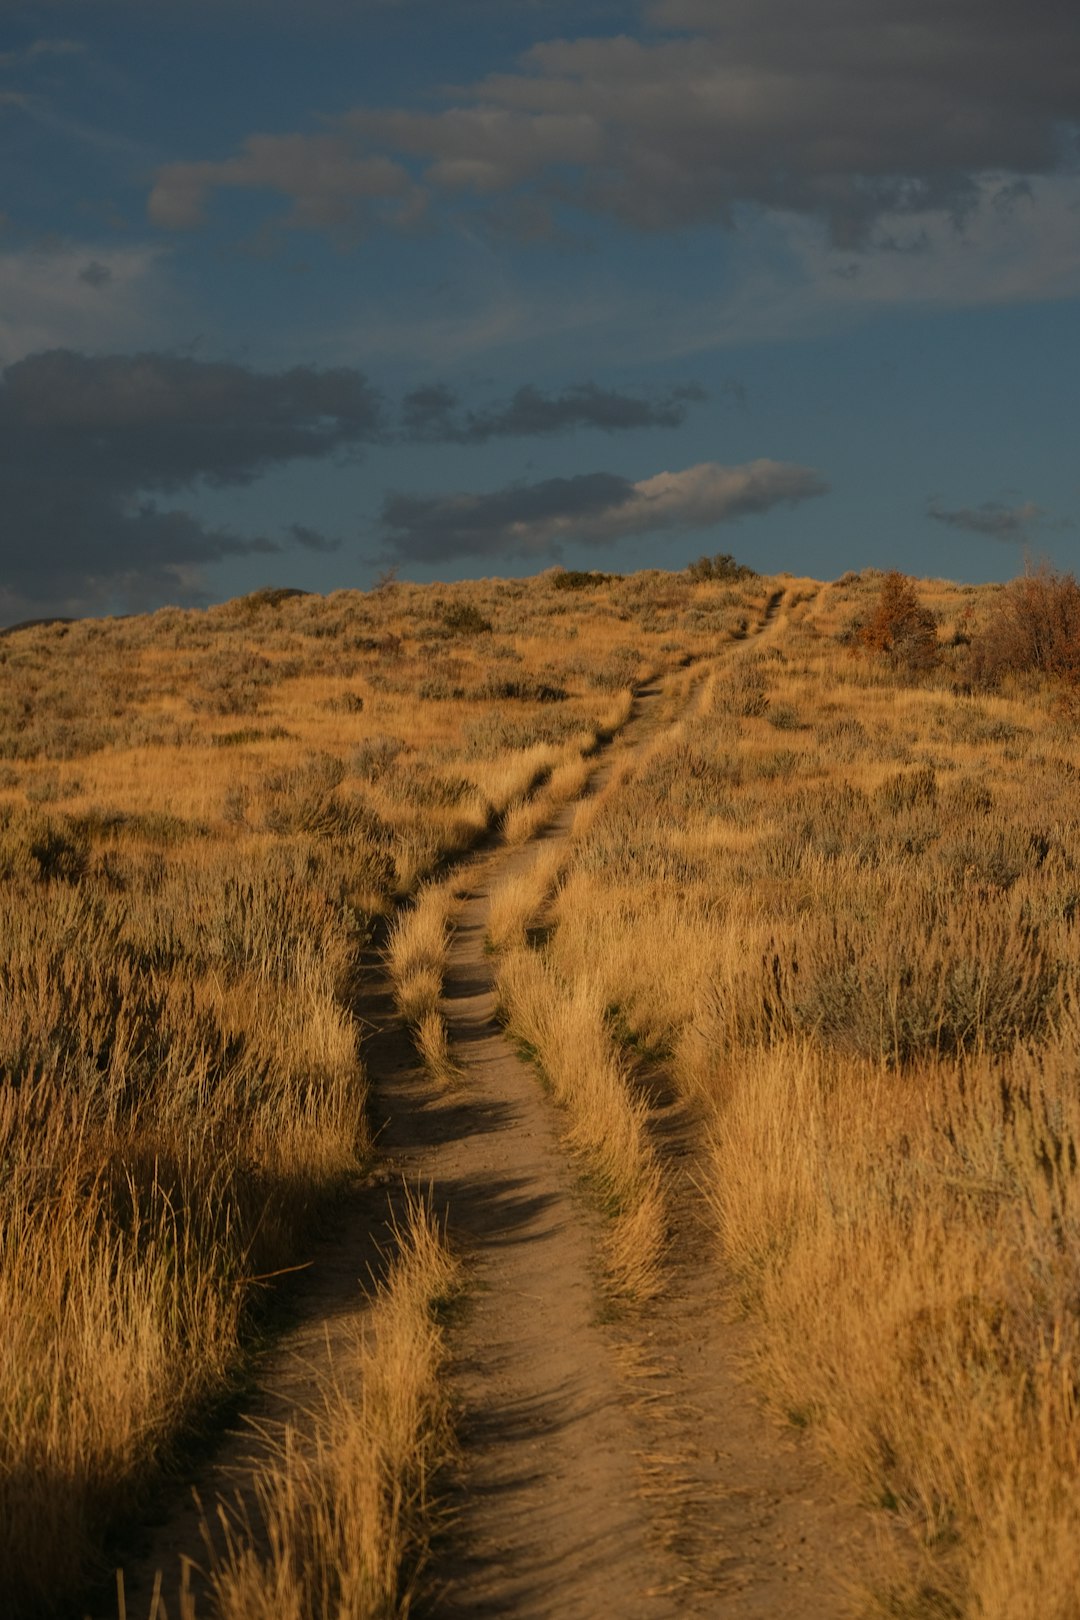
top-left (176, 1191), bottom-right (459, 1620)
top-left (486, 843), bottom-right (567, 954)
top-left (386, 880), bottom-right (458, 1080)
top-left (0, 567), bottom-right (758, 1616)
top-left (496, 948), bottom-right (667, 1299)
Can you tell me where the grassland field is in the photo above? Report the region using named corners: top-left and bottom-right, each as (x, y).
top-left (2, 562), bottom-right (1079, 1619)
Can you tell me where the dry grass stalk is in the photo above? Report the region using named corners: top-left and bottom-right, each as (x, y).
top-left (496, 948), bottom-right (666, 1298)
top-left (486, 844), bottom-right (567, 955)
top-left (195, 1190), bottom-right (459, 1620)
top-left (386, 883), bottom-right (465, 1084)
top-left (413, 1009), bottom-right (462, 1089)
top-left (387, 884), bottom-right (455, 1013)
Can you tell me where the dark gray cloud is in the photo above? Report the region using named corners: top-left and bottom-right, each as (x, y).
top-left (151, 2), bottom-right (1080, 247)
top-left (399, 380), bottom-right (707, 442)
top-left (1, 349), bottom-right (385, 486)
top-left (378, 458), bottom-right (828, 563)
top-left (0, 349), bottom-right (725, 617)
top-left (0, 348), bottom-right (386, 616)
top-left (926, 496), bottom-right (1062, 541)
top-left (380, 471), bottom-right (631, 562)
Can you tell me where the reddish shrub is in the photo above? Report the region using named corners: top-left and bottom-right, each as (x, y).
top-left (971, 566), bottom-right (1080, 687)
top-left (859, 572), bottom-right (940, 675)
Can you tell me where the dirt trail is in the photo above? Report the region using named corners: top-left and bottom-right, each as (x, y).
top-left (418, 639), bottom-right (882, 1618)
top-left (100, 676), bottom-right (683, 1619)
top-left (410, 683), bottom-right (681, 1618)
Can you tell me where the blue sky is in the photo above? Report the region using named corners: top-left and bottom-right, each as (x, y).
top-left (2, 0), bottom-right (1080, 620)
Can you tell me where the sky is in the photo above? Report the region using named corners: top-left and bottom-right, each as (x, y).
top-left (3, 0), bottom-right (1080, 621)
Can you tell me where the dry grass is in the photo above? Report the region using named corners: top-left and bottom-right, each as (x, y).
top-left (0, 858), bottom-right (367, 1619)
top-left (497, 720), bottom-right (615, 849)
top-left (386, 880), bottom-right (457, 1065)
top-left (486, 843), bottom-right (567, 954)
top-left (186, 1191), bottom-right (459, 1620)
top-left (412, 1009), bottom-right (462, 1089)
top-left (496, 948), bottom-right (666, 1299)
top-left (0, 567), bottom-right (759, 1615)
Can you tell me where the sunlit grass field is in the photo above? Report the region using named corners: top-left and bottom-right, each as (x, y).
top-left (4, 559), bottom-right (1080, 1618)
top-left (496, 570), bottom-right (1080, 1617)
top-left (0, 567), bottom-right (757, 1617)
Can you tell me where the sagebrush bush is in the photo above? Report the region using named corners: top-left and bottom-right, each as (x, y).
top-left (686, 551), bottom-right (757, 583)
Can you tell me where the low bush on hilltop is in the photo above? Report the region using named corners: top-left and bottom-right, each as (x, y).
top-left (970, 564), bottom-right (1080, 688)
top-left (859, 570), bottom-right (941, 675)
top-left (440, 600), bottom-right (493, 635)
top-left (551, 569), bottom-right (617, 591)
top-left (686, 551), bottom-right (757, 584)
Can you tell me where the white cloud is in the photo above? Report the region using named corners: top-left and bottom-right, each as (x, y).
top-left (627, 176), bottom-right (1080, 360)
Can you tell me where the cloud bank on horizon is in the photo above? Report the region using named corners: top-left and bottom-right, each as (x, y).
top-left (378, 460), bottom-right (828, 563)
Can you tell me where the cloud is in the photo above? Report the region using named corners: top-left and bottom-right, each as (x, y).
top-left (0, 349), bottom-right (386, 617)
top-left (2, 348), bottom-right (385, 483)
top-left (399, 379), bottom-right (707, 441)
top-left (288, 522), bottom-right (342, 553)
top-left (606, 175), bottom-right (1080, 364)
top-left (926, 496), bottom-right (1064, 542)
top-left (151, 2), bottom-right (1080, 246)
top-left (149, 133), bottom-right (419, 232)
top-left (377, 457), bottom-right (828, 562)
top-left (0, 242), bottom-right (171, 363)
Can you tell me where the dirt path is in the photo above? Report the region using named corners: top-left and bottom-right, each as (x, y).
top-left (101, 677), bottom-right (683, 1619)
top-left (409, 684), bottom-right (681, 1618)
top-left (415, 653), bottom-right (883, 1619)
